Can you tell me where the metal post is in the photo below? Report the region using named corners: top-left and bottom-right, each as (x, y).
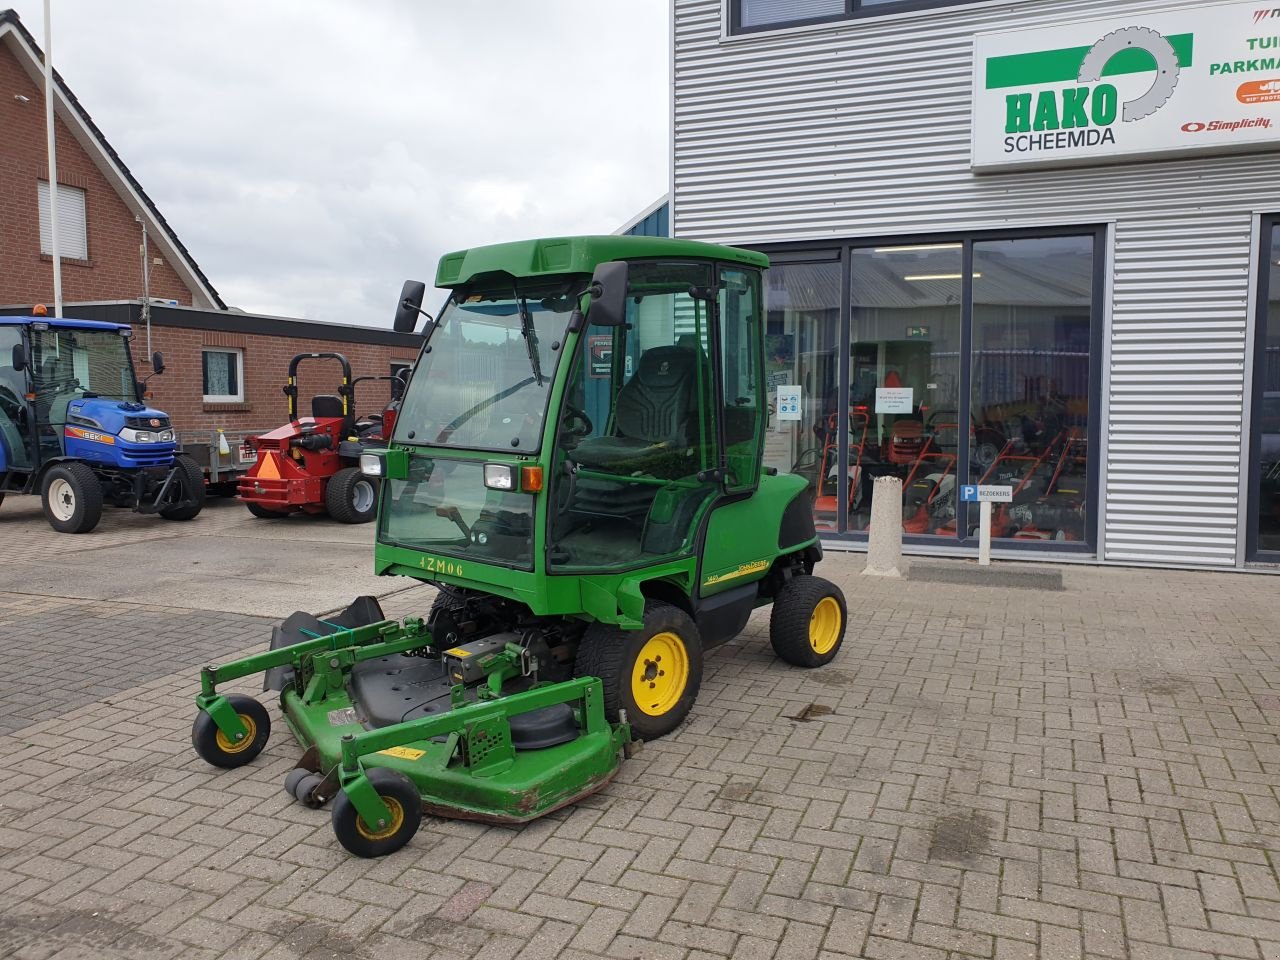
top-left (42, 0), bottom-right (61, 317)
top-left (979, 500), bottom-right (992, 566)
top-left (138, 216), bottom-right (152, 357)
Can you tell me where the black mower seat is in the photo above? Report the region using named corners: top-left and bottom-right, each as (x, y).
top-left (312, 394), bottom-right (345, 419)
top-left (573, 346), bottom-right (697, 474)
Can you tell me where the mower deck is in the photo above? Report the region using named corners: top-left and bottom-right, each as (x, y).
top-left (193, 604), bottom-right (631, 854)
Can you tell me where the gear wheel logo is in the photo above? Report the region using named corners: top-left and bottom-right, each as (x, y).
top-left (1077, 26), bottom-right (1181, 122)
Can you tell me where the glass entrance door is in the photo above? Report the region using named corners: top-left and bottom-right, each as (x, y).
top-left (1249, 219), bottom-right (1280, 558)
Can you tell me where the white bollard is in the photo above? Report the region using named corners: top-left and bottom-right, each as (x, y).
top-left (863, 476), bottom-right (908, 578)
top-left (978, 499), bottom-right (992, 566)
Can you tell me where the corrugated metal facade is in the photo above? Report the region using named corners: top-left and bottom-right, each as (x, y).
top-left (672, 0), bottom-right (1275, 567)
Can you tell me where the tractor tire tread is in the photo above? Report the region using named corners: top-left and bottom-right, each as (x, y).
top-left (159, 454), bottom-right (206, 521)
top-left (769, 575), bottom-right (848, 668)
top-left (574, 602), bottom-right (703, 741)
top-left (41, 461), bottom-right (103, 534)
top-left (325, 467), bottom-right (377, 524)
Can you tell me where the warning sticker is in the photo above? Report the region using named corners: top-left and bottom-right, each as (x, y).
top-left (445, 648), bottom-right (471, 657)
top-left (378, 746), bottom-right (426, 761)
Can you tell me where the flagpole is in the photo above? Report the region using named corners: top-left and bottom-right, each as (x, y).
top-left (43, 0), bottom-right (62, 317)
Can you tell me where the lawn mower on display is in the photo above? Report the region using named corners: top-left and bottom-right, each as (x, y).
top-left (192, 236), bottom-right (849, 857)
top-left (238, 352), bottom-right (405, 523)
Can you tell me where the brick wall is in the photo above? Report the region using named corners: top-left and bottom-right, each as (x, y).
top-left (0, 41), bottom-right (195, 306)
top-left (140, 323), bottom-right (420, 439)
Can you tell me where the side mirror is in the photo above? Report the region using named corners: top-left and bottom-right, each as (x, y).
top-left (395, 280), bottom-right (427, 334)
top-left (11, 343), bottom-right (26, 372)
top-left (152, 351), bottom-right (165, 375)
top-left (586, 260), bottom-right (629, 327)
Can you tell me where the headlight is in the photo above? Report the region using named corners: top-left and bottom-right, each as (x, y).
top-left (483, 463), bottom-right (514, 490)
top-left (159, 429), bottom-right (174, 442)
top-left (119, 428), bottom-right (153, 443)
top-left (359, 453), bottom-right (384, 477)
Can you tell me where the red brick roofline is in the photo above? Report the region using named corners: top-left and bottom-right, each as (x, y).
top-left (0, 8), bottom-right (226, 310)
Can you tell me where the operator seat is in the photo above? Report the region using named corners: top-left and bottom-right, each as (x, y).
top-left (311, 395), bottom-right (345, 419)
top-left (571, 345), bottom-right (699, 475)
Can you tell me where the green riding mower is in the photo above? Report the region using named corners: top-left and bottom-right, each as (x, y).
top-left (191, 236), bottom-right (848, 857)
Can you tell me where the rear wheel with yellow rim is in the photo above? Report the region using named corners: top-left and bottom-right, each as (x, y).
top-left (769, 575), bottom-right (847, 668)
top-left (574, 602), bottom-right (703, 741)
top-left (332, 768), bottom-right (422, 858)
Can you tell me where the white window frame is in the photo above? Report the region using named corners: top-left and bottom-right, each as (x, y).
top-left (202, 348), bottom-right (245, 403)
top-left (37, 180), bottom-right (89, 261)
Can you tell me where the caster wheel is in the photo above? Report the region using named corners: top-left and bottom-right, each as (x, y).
top-left (332, 768), bottom-right (421, 858)
top-left (284, 767), bottom-right (310, 798)
top-left (293, 772), bottom-right (326, 807)
top-left (191, 695), bottom-right (270, 768)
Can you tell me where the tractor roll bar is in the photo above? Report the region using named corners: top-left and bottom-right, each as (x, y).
top-left (284, 352), bottom-right (354, 420)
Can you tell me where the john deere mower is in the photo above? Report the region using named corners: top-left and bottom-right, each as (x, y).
top-left (239, 352), bottom-right (404, 523)
top-left (192, 237), bottom-right (848, 857)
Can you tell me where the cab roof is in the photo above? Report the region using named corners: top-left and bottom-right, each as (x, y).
top-left (435, 235), bottom-right (769, 289)
top-left (0, 316), bottom-right (130, 332)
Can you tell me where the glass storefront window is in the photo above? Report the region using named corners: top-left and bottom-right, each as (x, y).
top-left (760, 260), bottom-right (841, 531)
top-left (849, 245), bottom-right (963, 536)
top-left (1254, 223), bottom-right (1280, 554)
top-left (758, 231), bottom-right (1097, 549)
top-left (968, 237), bottom-right (1093, 543)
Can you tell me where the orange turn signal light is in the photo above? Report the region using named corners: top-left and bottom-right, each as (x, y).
top-left (520, 465), bottom-right (544, 493)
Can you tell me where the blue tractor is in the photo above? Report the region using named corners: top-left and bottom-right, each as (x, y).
top-left (0, 315), bottom-right (204, 533)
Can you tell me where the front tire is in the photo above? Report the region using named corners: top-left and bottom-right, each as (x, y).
top-left (325, 467), bottom-right (378, 524)
top-left (159, 454), bottom-right (206, 521)
top-left (769, 575), bottom-right (848, 668)
top-left (191, 694), bottom-right (271, 768)
top-left (41, 462), bottom-right (103, 534)
top-left (332, 768), bottom-right (422, 858)
top-left (575, 602), bottom-right (703, 741)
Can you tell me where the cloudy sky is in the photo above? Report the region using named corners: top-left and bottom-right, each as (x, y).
top-left (23, 1), bottom-right (670, 323)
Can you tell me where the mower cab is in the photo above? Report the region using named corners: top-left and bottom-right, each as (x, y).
top-left (193, 237), bottom-right (850, 857)
top-left (238, 352), bottom-right (399, 523)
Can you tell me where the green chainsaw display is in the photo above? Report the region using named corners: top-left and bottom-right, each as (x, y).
top-left (191, 236), bottom-right (848, 857)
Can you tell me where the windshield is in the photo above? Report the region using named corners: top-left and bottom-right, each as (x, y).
top-left (394, 282), bottom-right (580, 452)
top-left (30, 327), bottom-right (135, 401)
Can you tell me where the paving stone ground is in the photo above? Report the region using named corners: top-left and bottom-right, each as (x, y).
top-left (0, 556), bottom-right (1278, 960)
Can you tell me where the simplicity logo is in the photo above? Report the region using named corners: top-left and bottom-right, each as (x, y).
top-left (1254, 8), bottom-right (1280, 23)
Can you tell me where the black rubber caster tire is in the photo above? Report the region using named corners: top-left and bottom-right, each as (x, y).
top-left (284, 767), bottom-right (310, 798)
top-left (574, 602), bottom-right (703, 742)
top-left (293, 772), bottom-right (326, 807)
top-left (191, 694), bottom-right (271, 768)
top-left (769, 575), bottom-right (848, 668)
top-left (331, 768), bottom-right (422, 858)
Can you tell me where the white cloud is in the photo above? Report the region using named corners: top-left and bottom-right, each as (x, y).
top-left (25, 0), bottom-right (670, 324)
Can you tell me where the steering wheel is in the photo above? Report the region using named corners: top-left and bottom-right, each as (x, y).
top-left (560, 403), bottom-right (593, 439)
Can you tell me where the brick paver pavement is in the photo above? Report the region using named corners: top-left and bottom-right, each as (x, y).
top-left (1, 557), bottom-right (1278, 960)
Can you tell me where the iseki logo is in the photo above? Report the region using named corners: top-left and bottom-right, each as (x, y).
top-left (1254, 8), bottom-right (1280, 23)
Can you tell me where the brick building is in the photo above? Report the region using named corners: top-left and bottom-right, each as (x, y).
top-left (0, 9), bottom-right (423, 477)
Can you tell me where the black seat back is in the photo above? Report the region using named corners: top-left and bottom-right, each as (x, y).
top-left (615, 346), bottom-right (697, 444)
top-left (311, 394), bottom-right (345, 419)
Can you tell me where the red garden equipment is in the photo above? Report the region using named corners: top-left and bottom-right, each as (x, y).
top-left (1011, 429), bottom-right (1087, 541)
top-left (238, 353), bottom-right (403, 523)
top-left (900, 439), bottom-right (957, 534)
top-left (814, 407), bottom-right (869, 529)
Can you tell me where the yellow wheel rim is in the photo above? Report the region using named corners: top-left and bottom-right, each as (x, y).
top-left (214, 713), bottom-right (258, 755)
top-left (355, 796), bottom-right (405, 841)
top-left (631, 631), bottom-right (689, 717)
top-left (809, 597), bottom-right (842, 655)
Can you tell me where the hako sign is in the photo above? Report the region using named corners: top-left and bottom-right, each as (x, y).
top-left (972, 0), bottom-right (1280, 171)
